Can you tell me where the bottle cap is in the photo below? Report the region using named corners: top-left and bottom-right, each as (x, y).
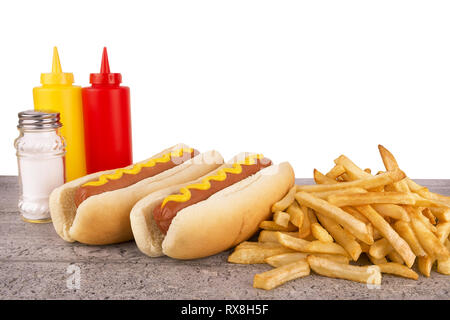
top-left (89, 47), bottom-right (122, 85)
top-left (40, 47), bottom-right (74, 85)
top-left (18, 110), bottom-right (62, 129)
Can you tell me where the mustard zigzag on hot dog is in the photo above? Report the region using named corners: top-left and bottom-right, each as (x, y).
top-left (161, 154), bottom-right (264, 207)
top-left (83, 148), bottom-right (194, 187)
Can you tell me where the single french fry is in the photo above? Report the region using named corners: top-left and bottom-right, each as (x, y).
top-left (307, 208), bottom-right (318, 224)
top-left (298, 206), bottom-right (311, 238)
top-left (393, 221), bottom-right (427, 257)
top-left (369, 238), bottom-right (394, 259)
top-left (273, 211), bottom-right (290, 228)
top-left (328, 192), bottom-right (416, 207)
top-left (437, 257), bottom-right (450, 275)
top-left (387, 251), bottom-right (404, 264)
top-left (295, 192), bottom-right (373, 245)
top-left (364, 168), bottom-right (372, 174)
top-left (314, 169), bottom-right (338, 185)
top-left (235, 241), bottom-right (286, 250)
top-left (356, 205), bottom-right (416, 268)
top-left (276, 232), bottom-right (349, 256)
top-left (258, 230), bottom-right (299, 243)
top-left (376, 262), bottom-right (419, 280)
top-left (311, 253), bottom-right (350, 264)
top-left (436, 222), bottom-right (450, 243)
top-left (410, 216), bottom-right (449, 261)
top-left (377, 145), bottom-right (411, 193)
top-left (297, 169), bottom-right (406, 193)
top-left (405, 206), bottom-right (438, 233)
top-left (264, 252), bottom-right (308, 267)
top-left (316, 213), bottom-right (362, 261)
top-left (286, 201), bottom-right (304, 228)
top-left (228, 245), bottom-right (295, 264)
top-left (430, 207), bottom-right (450, 222)
top-left (422, 208), bottom-right (437, 225)
top-left (418, 255), bottom-right (434, 277)
top-left (359, 241), bottom-right (370, 253)
top-left (311, 223), bottom-right (333, 243)
top-left (253, 260), bottom-right (310, 290)
top-left (371, 203), bottom-right (410, 222)
top-left (326, 165), bottom-right (346, 179)
top-left (259, 221), bottom-right (297, 232)
top-left (342, 206), bottom-right (370, 224)
top-left (272, 186), bottom-right (297, 212)
top-left (368, 254), bottom-right (388, 265)
top-left (307, 255), bottom-right (381, 285)
top-left (312, 188), bottom-right (367, 200)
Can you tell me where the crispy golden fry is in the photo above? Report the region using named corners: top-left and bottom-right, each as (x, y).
top-left (387, 251), bottom-right (404, 264)
top-left (405, 178), bottom-right (428, 193)
top-left (264, 252), bottom-right (308, 267)
top-left (364, 168), bottom-right (372, 174)
top-left (328, 192), bottom-right (416, 207)
top-left (235, 241), bottom-right (286, 250)
top-left (326, 165), bottom-right (346, 179)
top-left (298, 205), bottom-right (311, 238)
top-left (376, 262), bottom-right (418, 280)
top-left (359, 241), bottom-right (370, 253)
top-left (311, 223), bottom-right (334, 243)
top-left (410, 216), bottom-right (450, 261)
top-left (259, 220), bottom-right (297, 232)
top-left (422, 208), bottom-right (437, 225)
top-left (372, 226), bottom-right (383, 240)
top-left (334, 155), bottom-right (370, 180)
top-left (342, 206), bottom-right (370, 224)
top-left (273, 211), bottom-right (290, 228)
top-left (368, 254), bottom-right (388, 265)
top-left (272, 186), bottom-right (297, 212)
top-left (295, 192), bottom-right (373, 245)
top-left (371, 203), bottom-right (410, 222)
top-left (313, 169), bottom-right (338, 185)
top-left (418, 255), bottom-right (434, 277)
top-left (307, 255), bottom-right (382, 285)
top-left (316, 213), bottom-right (362, 261)
top-left (312, 188), bottom-right (367, 200)
top-left (393, 221), bottom-right (427, 257)
top-left (430, 207), bottom-right (450, 222)
top-left (286, 201), bottom-right (304, 228)
top-left (297, 169), bottom-right (405, 193)
top-left (228, 245), bottom-right (295, 264)
top-left (377, 145), bottom-right (399, 171)
top-left (253, 260), bottom-right (310, 290)
top-left (405, 206), bottom-right (438, 233)
top-left (276, 232), bottom-right (349, 256)
top-left (308, 208), bottom-right (318, 224)
top-left (356, 205), bottom-right (416, 267)
top-left (437, 257), bottom-right (450, 275)
top-left (436, 222), bottom-right (450, 243)
top-left (258, 230), bottom-right (299, 243)
top-left (369, 238), bottom-right (393, 259)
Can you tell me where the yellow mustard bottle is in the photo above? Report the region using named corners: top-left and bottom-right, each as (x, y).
top-left (33, 47), bottom-right (86, 181)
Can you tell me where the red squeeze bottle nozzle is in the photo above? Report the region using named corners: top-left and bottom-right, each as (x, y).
top-left (82, 47), bottom-right (132, 174)
top-left (100, 47), bottom-right (110, 73)
top-left (89, 47), bottom-right (122, 85)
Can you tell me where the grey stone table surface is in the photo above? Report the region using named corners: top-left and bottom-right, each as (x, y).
top-left (1, 176), bottom-right (449, 300)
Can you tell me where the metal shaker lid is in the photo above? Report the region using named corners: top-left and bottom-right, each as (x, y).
top-left (18, 110), bottom-right (62, 129)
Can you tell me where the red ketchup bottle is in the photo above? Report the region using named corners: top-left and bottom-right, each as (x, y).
top-left (82, 47), bottom-right (132, 174)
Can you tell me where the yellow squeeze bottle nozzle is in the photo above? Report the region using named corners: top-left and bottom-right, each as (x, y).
top-left (33, 47), bottom-right (86, 181)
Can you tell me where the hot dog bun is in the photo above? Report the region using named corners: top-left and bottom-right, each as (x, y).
top-left (130, 157), bottom-right (295, 259)
top-left (49, 144), bottom-right (224, 245)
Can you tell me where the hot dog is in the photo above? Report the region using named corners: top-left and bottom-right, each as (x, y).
top-left (130, 153), bottom-right (295, 259)
top-left (49, 144), bottom-right (224, 245)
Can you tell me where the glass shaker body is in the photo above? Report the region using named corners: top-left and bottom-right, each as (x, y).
top-left (14, 111), bottom-right (66, 223)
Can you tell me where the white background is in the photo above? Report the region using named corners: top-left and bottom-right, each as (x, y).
top-left (1, 0), bottom-right (449, 178)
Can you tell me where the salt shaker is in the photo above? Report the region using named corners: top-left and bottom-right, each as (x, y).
top-left (14, 110), bottom-right (66, 223)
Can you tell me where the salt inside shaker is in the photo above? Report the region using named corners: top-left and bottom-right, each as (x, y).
top-left (14, 110), bottom-right (66, 223)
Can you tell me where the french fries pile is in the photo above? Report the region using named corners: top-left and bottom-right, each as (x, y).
top-left (228, 145), bottom-right (450, 290)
